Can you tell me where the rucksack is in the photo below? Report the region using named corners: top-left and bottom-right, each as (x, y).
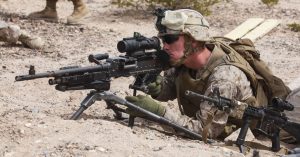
top-left (212, 37), bottom-right (291, 105)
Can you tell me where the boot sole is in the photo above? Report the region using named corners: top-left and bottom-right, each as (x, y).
top-left (28, 17), bottom-right (59, 23)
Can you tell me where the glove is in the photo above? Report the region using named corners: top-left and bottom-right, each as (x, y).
top-left (125, 95), bottom-right (166, 117)
top-left (147, 75), bottom-right (163, 98)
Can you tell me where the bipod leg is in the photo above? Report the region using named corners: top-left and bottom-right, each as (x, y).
top-left (128, 116), bottom-right (135, 128)
top-left (128, 89), bottom-right (137, 128)
top-left (70, 90), bottom-right (99, 120)
top-left (105, 100), bottom-right (127, 120)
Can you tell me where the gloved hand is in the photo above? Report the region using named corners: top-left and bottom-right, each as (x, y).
top-left (125, 95), bottom-right (166, 117)
top-left (147, 75), bottom-right (163, 98)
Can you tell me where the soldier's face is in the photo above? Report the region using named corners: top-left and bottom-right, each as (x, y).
top-left (162, 35), bottom-right (185, 62)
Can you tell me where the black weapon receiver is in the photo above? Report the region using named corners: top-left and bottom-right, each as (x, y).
top-left (185, 88), bottom-right (299, 153)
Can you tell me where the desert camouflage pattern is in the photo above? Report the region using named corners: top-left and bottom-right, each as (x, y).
top-left (157, 64), bottom-right (254, 138)
top-left (160, 9), bottom-right (210, 42)
top-left (0, 21), bottom-right (44, 49)
top-left (0, 21), bottom-right (20, 44)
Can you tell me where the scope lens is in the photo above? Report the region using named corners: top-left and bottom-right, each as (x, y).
top-left (117, 41), bottom-right (127, 53)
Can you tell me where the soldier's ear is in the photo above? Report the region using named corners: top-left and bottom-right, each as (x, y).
top-left (185, 36), bottom-right (198, 48)
top-left (192, 40), bottom-right (204, 49)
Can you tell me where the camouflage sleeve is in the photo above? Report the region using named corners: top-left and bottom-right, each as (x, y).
top-left (163, 65), bottom-right (253, 138)
top-left (155, 68), bottom-right (177, 101)
top-left (0, 21), bottom-right (44, 49)
top-left (0, 21), bottom-right (20, 43)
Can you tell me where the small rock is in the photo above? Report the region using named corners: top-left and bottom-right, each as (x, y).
top-left (35, 139), bottom-right (42, 143)
top-left (152, 146), bottom-right (163, 151)
top-left (84, 145), bottom-right (93, 150)
top-left (18, 129), bottom-right (25, 135)
top-left (79, 27), bottom-right (84, 32)
top-left (25, 123), bottom-right (32, 128)
top-left (96, 147), bottom-right (106, 152)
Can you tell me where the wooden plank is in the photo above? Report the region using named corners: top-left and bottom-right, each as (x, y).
top-left (242, 19), bottom-right (280, 41)
top-left (224, 18), bottom-right (265, 40)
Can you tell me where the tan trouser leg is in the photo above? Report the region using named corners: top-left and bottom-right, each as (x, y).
top-left (28, 0), bottom-right (58, 21)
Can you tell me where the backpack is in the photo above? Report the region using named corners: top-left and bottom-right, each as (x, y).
top-left (212, 37), bottom-right (291, 104)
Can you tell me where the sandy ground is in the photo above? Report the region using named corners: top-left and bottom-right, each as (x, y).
top-left (0, 0), bottom-right (300, 156)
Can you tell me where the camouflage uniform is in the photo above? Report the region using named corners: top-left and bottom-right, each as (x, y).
top-left (0, 21), bottom-right (44, 49)
top-left (156, 45), bottom-right (256, 138)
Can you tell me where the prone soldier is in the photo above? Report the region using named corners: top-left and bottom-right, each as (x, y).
top-left (125, 8), bottom-right (293, 144)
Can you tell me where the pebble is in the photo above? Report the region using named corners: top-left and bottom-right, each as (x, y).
top-left (25, 123), bottom-right (32, 128)
top-left (96, 147), bottom-right (106, 152)
top-left (18, 129), bottom-right (25, 135)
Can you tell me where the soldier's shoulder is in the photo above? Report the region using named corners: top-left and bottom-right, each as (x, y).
top-left (211, 65), bottom-right (247, 79)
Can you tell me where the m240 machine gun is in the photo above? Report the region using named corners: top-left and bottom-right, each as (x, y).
top-left (15, 32), bottom-right (212, 143)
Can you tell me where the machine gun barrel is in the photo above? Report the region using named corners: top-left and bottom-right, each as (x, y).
top-left (15, 64), bottom-right (111, 82)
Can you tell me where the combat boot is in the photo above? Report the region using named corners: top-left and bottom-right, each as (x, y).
top-left (67, 0), bottom-right (89, 25)
top-left (28, 0), bottom-right (58, 21)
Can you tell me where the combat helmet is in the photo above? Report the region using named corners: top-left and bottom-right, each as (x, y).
top-left (155, 9), bottom-right (210, 42)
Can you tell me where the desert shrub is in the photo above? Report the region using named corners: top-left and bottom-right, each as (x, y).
top-left (111, 0), bottom-right (219, 15)
top-left (261, 0), bottom-right (279, 7)
top-left (287, 23), bottom-right (300, 32)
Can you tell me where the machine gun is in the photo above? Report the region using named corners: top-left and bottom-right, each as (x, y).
top-left (15, 32), bottom-right (212, 143)
top-left (16, 32), bottom-right (165, 92)
top-left (185, 88), bottom-right (300, 153)
top-left (16, 32), bottom-right (165, 119)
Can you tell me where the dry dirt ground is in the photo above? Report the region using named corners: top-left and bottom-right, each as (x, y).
top-left (0, 0), bottom-right (300, 157)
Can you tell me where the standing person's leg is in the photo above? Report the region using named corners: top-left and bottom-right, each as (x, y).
top-left (67, 0), bottom-right (89, 25)
top-left (28, 0), bottom-right (58, 21)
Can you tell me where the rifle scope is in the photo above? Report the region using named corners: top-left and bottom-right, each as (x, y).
top-left (117, 35), bottom-right (161, 53)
